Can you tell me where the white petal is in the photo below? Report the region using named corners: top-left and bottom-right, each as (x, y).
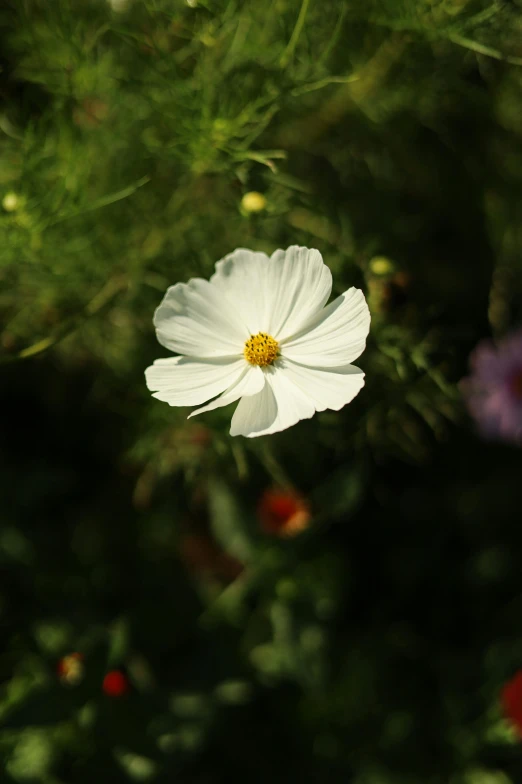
top-left (154, 278), bottom-right (248, 358)
top-left (266, 246), bottom-right (332, 339)
top-left (230, 365), bottom-right (315, 438)
top-left (188, 365), bottom-right (265, 418)
top-left (210, 246), bottom-right (332, 339)
top-left (280, 287), bottom-right (370, 367)
top-left (145, 356), bottom-right (245, 406)
top-left (280, 357), bottom-right (365, 411)
top-left (210, 248), bottom-right (272, 334)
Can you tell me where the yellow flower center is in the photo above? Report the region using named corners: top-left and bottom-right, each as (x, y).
top-left (244, 332), bottom-right (279, 366)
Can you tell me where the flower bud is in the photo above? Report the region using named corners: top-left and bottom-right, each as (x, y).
top-left (369, 256), bottom-right (395, 276)
top-left (241, 192), bottom-right (266, 214)
top-left (2, 192), bottom-right (21, 212)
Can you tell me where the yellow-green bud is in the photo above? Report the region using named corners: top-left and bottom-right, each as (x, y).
top-left (241, 191), bottom-right (266, 214)
top-left (2, 192), bottom-right (20, 212)
top-left (369, 256), bottom-right (395, 276)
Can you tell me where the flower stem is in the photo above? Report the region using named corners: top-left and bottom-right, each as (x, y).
top-left (279, 0), bottom-right (311, 69)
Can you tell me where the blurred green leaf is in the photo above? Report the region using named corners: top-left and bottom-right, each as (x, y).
top-left (207, 478), bottom-right (255, 563)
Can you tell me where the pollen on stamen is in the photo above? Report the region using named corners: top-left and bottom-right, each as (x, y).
top-left (244, 332), bottom-right (279, 367)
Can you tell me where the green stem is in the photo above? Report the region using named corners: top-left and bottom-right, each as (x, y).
top-left (257, 442), bottom-right (294, 490)
top-left (279, 0), bottom-right (311, 68)
top-left (447, 32), bottom-right (522, 66)
top-left (0, 276), bottom-right (127, 364)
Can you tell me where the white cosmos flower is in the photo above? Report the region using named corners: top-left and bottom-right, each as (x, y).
top-left (145, 246), bottom-right (371, 438)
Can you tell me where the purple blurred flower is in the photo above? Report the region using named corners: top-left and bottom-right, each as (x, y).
top-left (461, 330), bottom-right (522, 444)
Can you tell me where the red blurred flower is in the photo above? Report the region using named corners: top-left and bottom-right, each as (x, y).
top-left (187, 423), bottom-right (212, 448)
top-left (180, 534), bottom-right (243, 582)
top-left (72, 97), bottom-right (109, 129)
top-left (102, 670), bottom-right (129, 697)
top-left (501, 670), bottom-right (522, 736)
top-left (57, 652), bottom-right (84, 686)
top-left (258, 488), bottom-right (311, 537)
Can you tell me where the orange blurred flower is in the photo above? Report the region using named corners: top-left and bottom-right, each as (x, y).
top-left (258, 488), bottom-right (311, 537)
top-left (57, 652), bottom-right (84, 686)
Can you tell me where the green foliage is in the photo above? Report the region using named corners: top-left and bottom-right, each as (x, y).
top-left (2, 0), bottom-right (522, 781)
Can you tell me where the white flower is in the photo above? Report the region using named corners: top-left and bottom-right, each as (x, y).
top-left (145, 246), bottom-right (371, 438)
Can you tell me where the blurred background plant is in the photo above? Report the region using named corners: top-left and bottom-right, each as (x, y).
top-left (2, 0), bottom-right (522, 781)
